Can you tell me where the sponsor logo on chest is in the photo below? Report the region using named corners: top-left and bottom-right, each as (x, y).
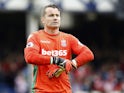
top-left (41, 49), bottom-right (67, 56)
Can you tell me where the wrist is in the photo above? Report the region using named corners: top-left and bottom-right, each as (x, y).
top-left (50, 57), bottom-right (65, 66)
top-left (72, 59), bottom-right (77, 69)
top-left (50, 57), bottom-right (54, 64)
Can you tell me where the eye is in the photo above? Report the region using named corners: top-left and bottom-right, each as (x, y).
top-left (48, 14), bottom-right (60, 17)
top-left (56, 14), bottom-right (59, 17)
top-left (49, 14), bottom-right (54, 17)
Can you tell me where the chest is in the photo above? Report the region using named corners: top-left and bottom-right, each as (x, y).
top-left (39, 32), bottom-right (72, 58)
top-left (39, 34), bottom-right (70, 49)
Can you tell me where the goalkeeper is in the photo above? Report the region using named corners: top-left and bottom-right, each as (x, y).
top-left (24, 4), bottom-right (94, 93)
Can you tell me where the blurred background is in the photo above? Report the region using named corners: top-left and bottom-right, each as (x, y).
top-left (0, 0), bottom-right (124, 93)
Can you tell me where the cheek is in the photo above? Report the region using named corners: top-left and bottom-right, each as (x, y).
top-left (44, 20), bottom-right (50, 25)
top-left (58, 16), bottom-right (61, 20)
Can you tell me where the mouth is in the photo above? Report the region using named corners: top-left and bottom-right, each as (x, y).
top-left (53, 22), bottom-right (58, 23)
top-left (52, 22), bottom-right (59, 25)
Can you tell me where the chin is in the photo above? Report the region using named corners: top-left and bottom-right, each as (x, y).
top-left (51, 25), bottom-right (60, 28)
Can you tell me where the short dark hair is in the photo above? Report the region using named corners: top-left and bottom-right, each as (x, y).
top-left (41, 4), bottom-right (61, 16)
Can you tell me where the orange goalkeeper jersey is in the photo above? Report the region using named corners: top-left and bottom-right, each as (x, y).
top-left (24, 30), bottom-right (94, 93)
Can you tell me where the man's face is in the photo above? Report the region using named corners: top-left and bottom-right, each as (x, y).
top-left (42, 7), bottom-right (61, 28)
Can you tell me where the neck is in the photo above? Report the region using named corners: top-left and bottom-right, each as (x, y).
top-left (44, 27), bottom-right (59, 35)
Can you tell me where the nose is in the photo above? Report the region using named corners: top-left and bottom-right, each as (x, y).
top-left (53, 17), bottom-right (58, 21)
top-left (53, 15), bottom-right (58, 19)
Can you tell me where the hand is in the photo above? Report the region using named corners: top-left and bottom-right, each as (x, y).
top-left (55, 59), bottom-right (78, 77)
top-left (54, 66), bottom-right (65, 77)
top-left (51, 57), bottom-right (77, 73)
top-left (46, 66), bottom-right (60, 78)
top-left (63, 59), bottom-right (77, 73)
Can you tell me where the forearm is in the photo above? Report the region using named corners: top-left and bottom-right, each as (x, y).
top-left (74, 46), bottom-right (94, 67)
top-left (24, 48), bottom-right (51, 65)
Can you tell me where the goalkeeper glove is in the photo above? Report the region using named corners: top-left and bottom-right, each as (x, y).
top-left (46, 66), bottom-right (60, 78)
top-left (54, 66), bottom-right (65, 77)
top-left (54, 59), bottom-right (77, 77)
top-left (50, 57), bottom-right (77, 74)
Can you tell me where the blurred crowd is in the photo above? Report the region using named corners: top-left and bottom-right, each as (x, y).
top-left (0, 48), bottom-right (29, 93)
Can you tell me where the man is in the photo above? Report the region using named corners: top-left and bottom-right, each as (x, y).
top-left (24, 4), bottom-right (94, 93)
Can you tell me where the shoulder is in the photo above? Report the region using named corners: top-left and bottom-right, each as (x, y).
top-left (60, 31), bottom-right (76, 38)
top-left (31, 30), bottom-right (43, 35)
top-left (27, 30), bottom-right (43, 40)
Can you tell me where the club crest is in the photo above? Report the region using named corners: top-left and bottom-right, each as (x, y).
top-left (61, 39), bottom-right (67, 47)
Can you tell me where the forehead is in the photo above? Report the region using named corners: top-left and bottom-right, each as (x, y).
top-left (45, 7), bottom-right (60, 15)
